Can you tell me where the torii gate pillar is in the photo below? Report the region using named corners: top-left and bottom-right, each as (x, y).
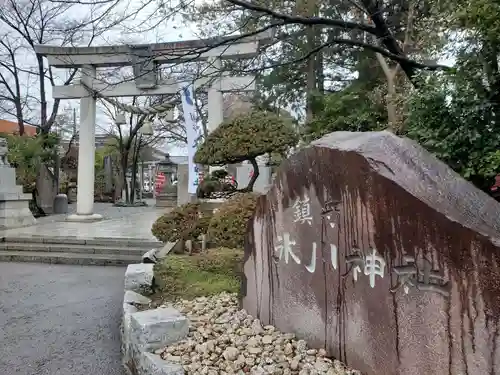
top-left (207, 57), bottom-right (224, 133)
top-left (67, 65), bottom-right (102, 222)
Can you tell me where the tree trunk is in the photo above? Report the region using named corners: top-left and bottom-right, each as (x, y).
top-left (130, 136), bottom-right (143, 204)
top-left (245, 158), bottom-right (260, 192)
top-left (31, 187), bottom-right (45, 217)
top-left (130, 154), bottom-right (139, 204)
top-left (315, 47), bottom-right (324, 94)
top-left (305, 26), bottom-right (316, 123)
top-left (15, 106), bottom-right (24, 136)
top-left (37, 55), bottom-right (48, 132)
top-left (301, 0), bottom-right (319, 123)
top-left (386, 71), bottom-right (400, 132)
top-left (481, 40), bottom-right (500, 108)
top-left (130, 166), bottom-right (137, 204)
top-left (375, 52), bottom-right (402, 133)
top-left (13, 71), bottom-right (24, 136)
top-left (54, 150), bottom-right (60, 194)
top-left (121, 151), bottom-right (129, 204)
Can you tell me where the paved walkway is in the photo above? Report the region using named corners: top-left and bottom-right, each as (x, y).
top-left (0, 203), bottom-right (167, 374)
top-left (38, 200), bottom-right (161, 223)
top-left (0, 202), bottom-right (165, 240)
top-left (0, 262), bottom-right (127, 375)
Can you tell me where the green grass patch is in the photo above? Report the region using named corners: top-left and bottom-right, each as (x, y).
top-left (151, 247), bottom-right (243, 304)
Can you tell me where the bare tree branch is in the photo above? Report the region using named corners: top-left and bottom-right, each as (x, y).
top-left (0, 0), bottom-right (131, 135)
top-left (222, 0), bottom-right (449, 83)
top-left (225, 0), bottom-right (376, 33)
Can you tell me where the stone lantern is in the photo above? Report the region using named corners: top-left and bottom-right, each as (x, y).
top-left (155, 153), bottom-right (178, 208)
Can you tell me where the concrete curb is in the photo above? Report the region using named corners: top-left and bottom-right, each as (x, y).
top-left (122, 241), bottom-right (186, 375)
top-left (140, 241), bottom-right (175, 265)
top-left (1, 235), bottom-right (163, 247)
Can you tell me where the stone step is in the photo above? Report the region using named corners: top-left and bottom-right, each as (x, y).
top-left (1, 235), bottom-right (161, 248)
top-left (0, 242), bottom-right (150, 256)
top-left (0, 250), bottom-right (141, 266)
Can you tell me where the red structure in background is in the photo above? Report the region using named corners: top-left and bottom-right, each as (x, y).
top-left (155, 172), bottom-right (166, 194)
top-left (0, 119), bottom-right (37, 136)
top-left (490, 175), bottom-right (500, 200)
top-left (491, 175), bottom-right (500, 191)
top-left (229, 175), bottom-right (236, 186)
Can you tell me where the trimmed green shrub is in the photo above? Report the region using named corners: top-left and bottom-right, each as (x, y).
top-left (194, 110), bottom-right (298, 191)
top-left (208, 192), bottom-right (258, 248)
top-left (196, 170), bottom-right (236, 199)
top-left (194, 110), bottom-right (298, 165)
top-left (210, 169), bottom-right (228, 179)
top-left (195, 214), bottom-right (211, 236)
top-left (196, 178), bottom-right (222, 199)
top-left (151, 203), bottom-right (211, 243)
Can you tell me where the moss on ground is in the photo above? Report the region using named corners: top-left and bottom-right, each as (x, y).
top-left (151, 247), bottom-right (243, 305)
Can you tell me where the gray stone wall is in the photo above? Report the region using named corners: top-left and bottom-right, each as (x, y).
top-left (236, 164), bottom-right (272, 194)
top-left (176, 164), bottom-right (190, 206)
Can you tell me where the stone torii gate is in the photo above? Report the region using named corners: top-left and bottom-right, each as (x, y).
top-left (35, 32), bottom-right (271, 222)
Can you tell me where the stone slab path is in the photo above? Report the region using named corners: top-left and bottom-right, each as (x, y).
top-left (0, 202), bottom-right (165, 240)
top-left (0, 262), bottom-right (127, 375)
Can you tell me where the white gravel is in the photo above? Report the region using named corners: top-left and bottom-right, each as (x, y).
top-left (155, 292), bottom-right (361, 375)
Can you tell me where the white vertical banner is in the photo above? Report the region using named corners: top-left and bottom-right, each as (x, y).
top-left (180, 84), bottom-right (200, 194)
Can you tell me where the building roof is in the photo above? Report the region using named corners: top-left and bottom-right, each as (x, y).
top-left (0, 119), bottom-right (37, 136)
top-left (170, 155), bottom-right (188, 165)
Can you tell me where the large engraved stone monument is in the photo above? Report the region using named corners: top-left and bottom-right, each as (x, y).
top-left (0, 138), bottom-right (36, 228)
top-left (242, 131), bottom-right (500, 375)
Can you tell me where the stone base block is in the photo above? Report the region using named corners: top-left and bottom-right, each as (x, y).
top-left (66, 213), bottom-right (103, 222)
top-left (0, 196), bottom-right (36, 229)
top-left (138, 353), bottom-right (184, 375)
top-left (124, 263), bottom-right (154, 294)
top-left (122, 303), bottom-right (139, 365)
top-left (121, 260), bottom-right (189, 375)
top-left (123, 302), bottom-right (139, 318)
top-left (142, 249), bottom-right (158, 264)
top-left (0, 186), bottom-right (23, 197)
top-left (199, 199), bottom-right (225, 214)
top-left (124, 290), bottom-right (152, 305)
top-left (53, 194), bottom-right (68, 214)
top-left (130, 308), bottom-right (189, 353)
top-left (155, 194), bottom-right (178, 208)
top-left (156, 242), bottom-right (175, 258)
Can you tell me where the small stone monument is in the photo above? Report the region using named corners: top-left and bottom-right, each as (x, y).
top-left (0, 138), bottom-right (36, 228)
